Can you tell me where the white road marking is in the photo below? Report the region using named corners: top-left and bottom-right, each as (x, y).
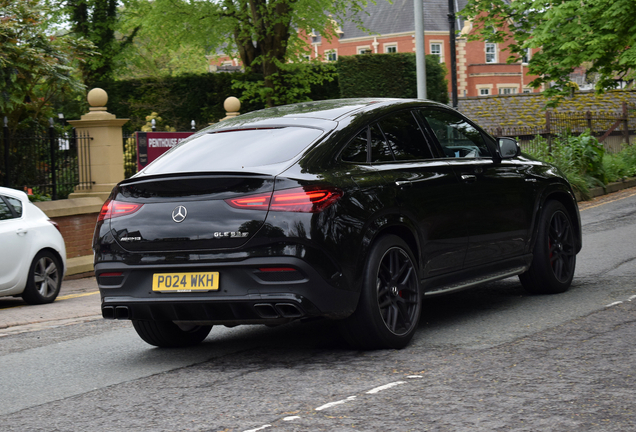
top-left (407, 375), bottom-right (423, 379)
top-left (283, 416), bottom-right (301, 421)
top-left (628, 295), bottom-right (636, 302)
top-left (315, 396), bottom-right (357, 411)
top-left (605, 301), bottom-right (623, 308)
top-left (243, 425), bottom-right (271, 432)
top-left (366, 381), bottom-right (406, 394)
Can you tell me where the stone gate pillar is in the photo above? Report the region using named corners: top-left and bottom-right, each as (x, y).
top-left (67, 88), bottom-right (128, 202)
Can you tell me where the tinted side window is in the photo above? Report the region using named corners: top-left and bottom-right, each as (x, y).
top-left (0, 197), bottom-right (15, 220)
top-left (370, 124), bottom-right (394, 163)
top-left (342, 128), bottom-right (368, 163)
top-left (6, 196), bottom-right (22, 217)
top-left (377, 111), bottom-right (433, 161)
top-left (418, 109), bottom-right (492, 158)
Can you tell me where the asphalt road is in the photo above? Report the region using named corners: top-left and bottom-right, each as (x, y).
top-left (0, 189), bottom-right (635, 431)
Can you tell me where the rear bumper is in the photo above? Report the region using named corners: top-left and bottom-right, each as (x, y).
top-left (95, 256), bottom-right (359, 324)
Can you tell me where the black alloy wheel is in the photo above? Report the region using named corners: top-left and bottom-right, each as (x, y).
top-left (340, 235), bottom-right (421, 349)
top-left (377, 246), bottom-right (420, 335)
top-left (520, 200), bottom-right (576, 294)
top-left (132, 320), bottom-right (213, 348)
top-left (548, 209), bottom-right (576, 283)
top-left (22, 250), bottom-right (62, 305)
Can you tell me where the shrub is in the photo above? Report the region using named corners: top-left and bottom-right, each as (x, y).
top-left (526, 130), bottom-right (607, 199)
top-left (603, 144), bottom-right (636, 182)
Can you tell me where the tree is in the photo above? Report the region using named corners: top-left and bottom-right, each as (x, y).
top-left (46, 0), bottom-right (140, 85)
top-left (460, 0), bottom-right (636, 103)
top-left (0, 0), bottom-right (94, 132)
top-left (128, 0), bottom-right (372, 106)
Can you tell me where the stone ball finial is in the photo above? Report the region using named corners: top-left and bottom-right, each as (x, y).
top-left (88, 88), bottom-right (108, 108)
top-left (224, 96), bottom-right (241, 113)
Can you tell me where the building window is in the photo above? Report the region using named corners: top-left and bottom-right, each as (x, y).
top-left (358, 46), bottom-right (372, 54)
top-left (479, 88), bottom-right (490, 96)
top-left (430, 43), bottom-right (442, 61)
top-left (485, 43), bottom-right (497, 63)
top-left (326, 50), bottom-right (337, 62)
top-left (385, 44), bottom-right (397, 53)
top-left (522, 48), bottom-right (531, 64)
top-left (498, 87), bottom-right (517, 95)
top-left (523, 88), bottom-right (532, 94)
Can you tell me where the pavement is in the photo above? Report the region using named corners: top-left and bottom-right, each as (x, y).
top-left (0, 276), bottom-right (101, 337)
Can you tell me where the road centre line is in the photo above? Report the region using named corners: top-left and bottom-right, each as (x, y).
top-left (243, 425), bottom-right (271, 432)
top-left (242, 378), bottom-right (418, 431)
top-left (605, 301), bottom-right (623, 308)
top-left (315, 395), bottom-right (357, 411)
top-left (366, 381), bottom-right (406, 394)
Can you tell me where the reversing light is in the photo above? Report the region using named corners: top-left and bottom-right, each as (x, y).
top-left (98, 199), bottom-right (144, 221)
top-left (225, 186), bottom-right (343, 213)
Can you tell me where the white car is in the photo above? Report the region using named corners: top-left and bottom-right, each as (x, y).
top-left (0, 187), bottom-right (66, 304)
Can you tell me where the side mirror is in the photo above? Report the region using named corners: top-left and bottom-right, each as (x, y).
top-left (498, 137), bottom-right (520, 158)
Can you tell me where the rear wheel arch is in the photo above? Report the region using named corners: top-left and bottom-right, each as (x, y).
top-left (364, 216), bottom-right (421, 274)
top-left (39, 247), bottom-right (65, 273)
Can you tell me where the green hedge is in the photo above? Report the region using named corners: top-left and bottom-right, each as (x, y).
top-left (337, 53), bottom-right (449, 104)
top-left (92, 55), bottom-right (448, 133)
top-left (93, 73), bottom-right (266, 133)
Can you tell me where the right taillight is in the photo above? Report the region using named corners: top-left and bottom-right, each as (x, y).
top-left (225, 186), bottom-right (343, 213)
top-left (98, 199), bottom-right (143, 221)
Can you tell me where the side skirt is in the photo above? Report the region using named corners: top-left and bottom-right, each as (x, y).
top-left (422, 254), bottom-right (533, 298)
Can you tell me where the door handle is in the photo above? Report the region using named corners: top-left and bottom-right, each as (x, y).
top-left (461, 174), bottom-right (477, 182)
top-left (395, 180), bottom-right (412, 188)
top-left (16, 228), bottom-right (28, 236)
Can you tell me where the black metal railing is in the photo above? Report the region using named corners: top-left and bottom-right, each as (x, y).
top-left (1, 117), bottom-right (92, 200)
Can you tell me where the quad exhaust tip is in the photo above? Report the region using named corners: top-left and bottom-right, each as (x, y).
top-left (254, 303), bottom-right (305, 319)
top-left (102, 306), bottom-right (130, 320)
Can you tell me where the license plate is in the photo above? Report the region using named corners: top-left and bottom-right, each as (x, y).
top-left (152, 272), bottom-right (219, 292)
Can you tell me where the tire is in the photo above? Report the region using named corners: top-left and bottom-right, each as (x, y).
top-left (520, 200), bottom-right (576, 294)
top-left (132, 320), bottom-right (212, 348)
top-left (21, 250), bottom-right (62, 305)
top-left (340, 235), bottom-right (421, 349)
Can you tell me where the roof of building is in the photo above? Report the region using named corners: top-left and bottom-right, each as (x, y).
top-left (334, 0), bottom-right (468, 40)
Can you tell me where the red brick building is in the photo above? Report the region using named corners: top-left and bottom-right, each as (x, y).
top-left (208, 0), bottom-right (542, 99)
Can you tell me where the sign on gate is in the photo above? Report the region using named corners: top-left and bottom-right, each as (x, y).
top-left (136, 132), bottom-right (194, 171)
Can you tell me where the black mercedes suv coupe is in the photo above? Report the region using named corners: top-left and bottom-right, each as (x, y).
top-left (93, 98), bottom-right (582, 349)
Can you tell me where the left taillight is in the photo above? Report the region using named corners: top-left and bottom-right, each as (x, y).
top-left (225, 186), bottom-right (343, 213)
top-left (48, 219), bottom-right (62, 233)
top-left (98, 199), bottom-right (143, 222)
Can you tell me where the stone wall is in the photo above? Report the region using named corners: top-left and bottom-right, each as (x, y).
top-left (457, 89), bottom-right (636, 130)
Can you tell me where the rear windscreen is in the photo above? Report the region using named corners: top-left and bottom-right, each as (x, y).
top-left (142, 127), bottom-right (324, 174)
